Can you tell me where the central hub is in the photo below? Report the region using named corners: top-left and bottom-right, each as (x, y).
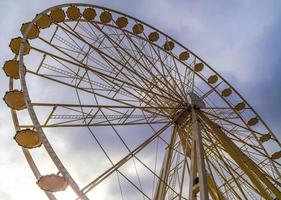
top-left (174, 104), bottom-right (191, 126)
top-left (173, 93), bottom-right (205, 126)
top-left (189, 92), bottom-right (206, 109)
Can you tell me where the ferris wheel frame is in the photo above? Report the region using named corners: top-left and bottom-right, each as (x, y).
top-left (3, 3), bottom-right (280, 200)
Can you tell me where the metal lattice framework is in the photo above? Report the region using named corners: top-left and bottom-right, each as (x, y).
top-left (3, 3), bottom-right (281, 200)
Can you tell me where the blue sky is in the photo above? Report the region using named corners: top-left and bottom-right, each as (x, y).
top-left (0, 0), bottom-right (280, 199)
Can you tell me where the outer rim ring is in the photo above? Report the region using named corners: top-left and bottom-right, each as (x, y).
top-left (16, 3), bottom-right (280, 199)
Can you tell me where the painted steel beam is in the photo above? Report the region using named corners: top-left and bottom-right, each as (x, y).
top-left (199, 111), bottom-right (281, 200)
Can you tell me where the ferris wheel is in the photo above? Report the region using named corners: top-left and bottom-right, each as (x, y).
top-left (3, 3), bottom-right (281, 200)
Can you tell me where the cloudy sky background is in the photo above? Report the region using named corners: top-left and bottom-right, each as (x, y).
top-left (0, 0), bottom-right (281, 199)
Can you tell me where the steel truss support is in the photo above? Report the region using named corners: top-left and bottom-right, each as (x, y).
top-left (199, 112), bottom-right (281, 200)
top-left (177, 128), bottom-right (225, 200)
top-left (154, 126), bottom-right (177, 200)
top-left (188, 107), bottom-right (209, 200)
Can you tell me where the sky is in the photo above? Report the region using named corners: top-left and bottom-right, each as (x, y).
top-left (0, 0), bottom-right (281, 199)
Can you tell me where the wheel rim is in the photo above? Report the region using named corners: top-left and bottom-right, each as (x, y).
top-left (4, 3), bottom-right (280, 199)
